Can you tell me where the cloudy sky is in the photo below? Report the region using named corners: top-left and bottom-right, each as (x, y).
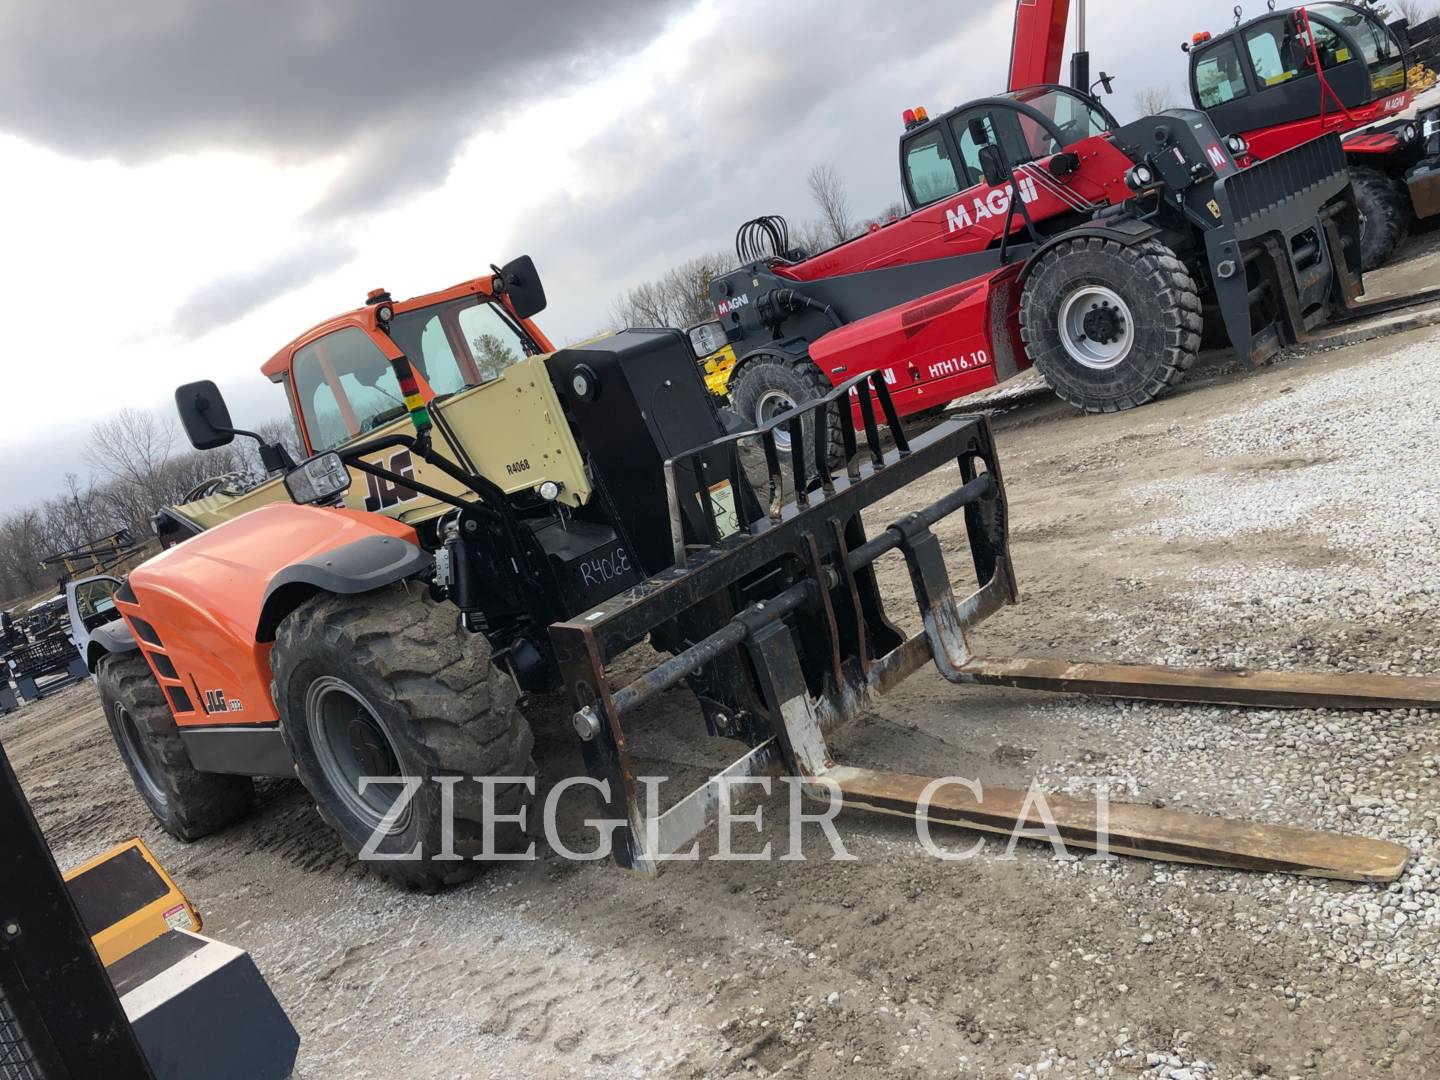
top-left (0, 0), bottom-right (1253, 511)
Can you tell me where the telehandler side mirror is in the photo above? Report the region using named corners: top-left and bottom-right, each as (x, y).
top-left (493, 255), bottom-right (547, 320)
top-left (977, 144), bottom-right (1010, 189)
top-left (175, 380), bottom-right (236, 450)
top-left (967, 118), bottom-right (1011, 189)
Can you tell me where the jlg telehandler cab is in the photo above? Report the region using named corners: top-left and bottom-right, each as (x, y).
top-left (1187, 1), bottom-right (1440, 270)
top-left (85, 259), bottom-right (1436, 890)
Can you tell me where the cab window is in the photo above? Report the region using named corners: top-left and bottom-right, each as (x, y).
top-left (388, 297), bottom-right (530, 394)
top-left (903, 129), bottom-right (962, 206)
top-left (952, 108), bottom-right (1058, 175)
top-left (74, 578), bottom-right (119, 621)
top-left (1245, 15), bottom-right (1343, 87)
top-left (293, 327), bottom-right (408, 452)
top-left (1307, 3), bottom-right (1407, 92)
top-left (954, 112), bottom-right (996, 180)
top-left (1022, 88), bottom-right (1112, 144)
top-left (293, 300), bottom-right (534, 452)
top-left (457, 303), bottom-right (527, 381)
top-left (1195, 38), bottom-right (1251, 107)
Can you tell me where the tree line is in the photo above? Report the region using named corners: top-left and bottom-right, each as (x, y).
top-left (0, 410), bottom-right (298, 608)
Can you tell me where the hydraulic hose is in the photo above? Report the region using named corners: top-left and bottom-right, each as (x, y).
top-left (758, 287), bottom-right (844, 329)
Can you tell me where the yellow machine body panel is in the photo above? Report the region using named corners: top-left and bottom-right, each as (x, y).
top-left (63, 838), bottom-right (201, 967)
top-left (171, 477), bottom-right (290, 532)
top-left (333, 352), bottom-right (592, 522)
top-left (701, 343), bottom-right (739, 399)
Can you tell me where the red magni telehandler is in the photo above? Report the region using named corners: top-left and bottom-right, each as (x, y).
top-left (1187, 2), bottom-right (1440, 270)
top-left (710, 0), bottom-right (1370, 432)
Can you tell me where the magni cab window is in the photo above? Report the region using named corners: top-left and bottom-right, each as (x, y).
top-left (1307, 3), bottom-right (1407, 93)
top-left (1244, 15), bottom-right (1343, 88)
top-left (903, 128), bottom-right (962, 207)
top-left (1194, 38), bottom-right (1251, 108)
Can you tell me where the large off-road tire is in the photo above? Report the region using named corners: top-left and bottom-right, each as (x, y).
top-left (1019, 237), bottom-right (1202, 413)
top-left (729, 353), bottom-right (843, 467)
top-left (269, 584), bottom-right (535, 891)
top-left (1351, 166), bottom-right (1410, 272)
top-left (97, 652), bottom-right (255, 841)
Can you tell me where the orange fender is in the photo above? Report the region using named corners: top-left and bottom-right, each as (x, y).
top-left (117, 504), bottom-right (425, 728)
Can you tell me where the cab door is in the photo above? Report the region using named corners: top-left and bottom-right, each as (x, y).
top-left (66, 575), bottom-right (123, 661)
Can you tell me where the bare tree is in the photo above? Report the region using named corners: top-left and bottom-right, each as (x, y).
top-left (610, 250), bottom-right (734, 330)
top-left (84, 407), bottom-right (176, 492)
top-left (249, 417), bottom-right (304, 473)
top-left (790, 219), bottom-right (833, 259)
top-left (1133, 86), bottom-right (1179, 117)
top-left (858, 201), bottom-right (907, 233)
top-left (807, 164), bottom-right (853, 247)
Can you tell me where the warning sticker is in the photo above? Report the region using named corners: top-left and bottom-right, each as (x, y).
top-left (702, 480), bottom-right (741, 539)
top-left (163, 903), bottom-right (193, 931)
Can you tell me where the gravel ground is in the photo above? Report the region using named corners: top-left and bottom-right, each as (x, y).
top-left (5, 272), bottom-right (1440, 1077)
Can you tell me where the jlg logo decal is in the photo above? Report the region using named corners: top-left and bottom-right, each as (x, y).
top-left (363, 450), bottom-right (421, 512)
top-left (204, 689), bottom-right (242, 713)
top-left (944, 177), bottom-right (1039, 233)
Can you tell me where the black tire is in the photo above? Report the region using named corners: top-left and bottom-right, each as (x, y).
top-left (97, 652), bottom-right (254, 841)
top-left (1019, 237), bottom-right (1202, 413)
top-left (269, 584), bottom-right (535, 891)
top-left (729, 353), bottom-right (843, 470)
top-left (1351, 166), bottom-right (1410, 272)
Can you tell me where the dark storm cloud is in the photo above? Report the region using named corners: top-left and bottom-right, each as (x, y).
top-left (171, 237), bottom-right (358, 339)
top-left (515, 0), bottom-right (1017, 341)
top-left (0, 0), bottom-right (687, 214)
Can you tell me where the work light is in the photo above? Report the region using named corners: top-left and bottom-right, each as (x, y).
top-left (284, 453), bottom-right (352, 507)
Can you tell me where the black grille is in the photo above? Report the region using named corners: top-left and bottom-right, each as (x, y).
top-left (166, 685), bottom-right (194, 714)
top-left (129, 617), bottom-right (162, 647)
top-left (150, 652), bottom-right (178, 680)
top-left (1224, 133), bottom-right (1349, 237)
top-left (0, 983), bottom-right (42, 1080)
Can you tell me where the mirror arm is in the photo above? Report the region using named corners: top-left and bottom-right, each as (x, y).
top-left (982, 143), bottom-right (1043, 264)
top-left (210, 422), bottom-right (265, 444)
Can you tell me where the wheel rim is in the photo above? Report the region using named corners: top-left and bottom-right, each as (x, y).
top-left (756, 389), bottom-right (799, 451)
top-left (114, 702), bottom-right (167, 809)
top-left (304, 676), bottom-right (411, 834)
top-left (1058, 285), bottom-right (1135, 371)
